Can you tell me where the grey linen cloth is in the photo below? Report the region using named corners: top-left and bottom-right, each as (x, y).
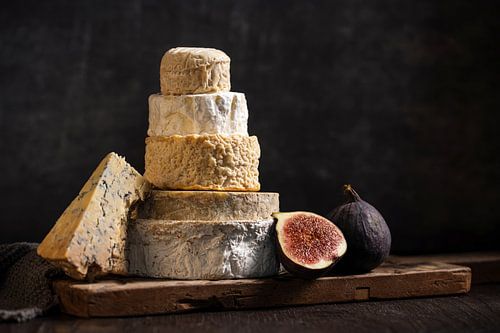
top-left (0, 242), bottom-right (62, 322)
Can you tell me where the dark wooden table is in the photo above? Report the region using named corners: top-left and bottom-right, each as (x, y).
top-left (2, 283), bottom-right (500, 333)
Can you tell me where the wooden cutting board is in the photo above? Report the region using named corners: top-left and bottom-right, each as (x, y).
top-left (53, 261), bottom-right (471, 317)
top-left (389, 252), bottom-right (500, 284)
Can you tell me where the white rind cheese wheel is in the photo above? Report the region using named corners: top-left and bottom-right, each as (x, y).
top-left (144, 134), bottom-right (260, 191)
top-left (127, 219), bottom-right (279, 279)
top-left (160, 47), bottom-right (230, 95)
top-left (37, 153), bottom-right (150, 280)
top-left (148, 92), bottom-right (248, 136)
top-left (138, 190), bottom-right (279, 221)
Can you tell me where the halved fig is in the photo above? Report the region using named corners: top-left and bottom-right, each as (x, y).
top-left (273, 211), bottom-right (347, 279)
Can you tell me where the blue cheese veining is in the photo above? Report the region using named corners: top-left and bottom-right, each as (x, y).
top-left (37, 152), bottom-right (150, 280)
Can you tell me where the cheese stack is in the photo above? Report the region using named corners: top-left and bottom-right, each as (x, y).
top-left (144, 47), bottom-right (258, 191)
top-left (130, 47), bottom-right (280, 279)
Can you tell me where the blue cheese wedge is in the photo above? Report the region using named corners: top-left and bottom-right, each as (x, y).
top-left (37, 153), bottom-right (150, 280)
top-left (127, 219), bottom-right (279, 279)
top-left (148, 92), bottom-right (248, 136)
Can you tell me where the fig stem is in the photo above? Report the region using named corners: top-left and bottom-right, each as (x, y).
top-left (343, 184), bottom-right (362, 202)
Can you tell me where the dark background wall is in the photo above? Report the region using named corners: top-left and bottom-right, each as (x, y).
top-left (1, 0), bottom-right (499, 254)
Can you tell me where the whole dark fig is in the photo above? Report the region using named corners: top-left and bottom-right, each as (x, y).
top-left (328, 185), bottom-right (391, 273)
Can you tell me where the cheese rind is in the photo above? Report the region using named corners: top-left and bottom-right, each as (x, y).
top-left (160, 47), bottom-right (230, 95)
top-left (148, 92), bottom-right (248, 136)
top-left (138, 190), bottom-right (279, 221)
top-left (144, 135), bottom-right (260, 191)
top-left (37, 153), bottom-right (150, 280)
top-left (127, 219), bottom-right (279, 279)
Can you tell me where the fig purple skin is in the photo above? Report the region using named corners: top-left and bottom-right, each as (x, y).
top-left (328, 185), bottom-right (391, 273)
top-left (273, 211), bottom-right (347, 279)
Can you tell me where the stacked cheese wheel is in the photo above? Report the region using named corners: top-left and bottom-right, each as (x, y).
top-left (129, 47), bottom-right (281, 279)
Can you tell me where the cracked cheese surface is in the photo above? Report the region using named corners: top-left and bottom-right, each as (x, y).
top-left (144, 134), bottom-right (260, 191)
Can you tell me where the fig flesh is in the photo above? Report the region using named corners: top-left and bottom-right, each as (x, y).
top-left (328, 185), bottom-right (391, 273)
top-left (273, 211), bottom-right (347, 279)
